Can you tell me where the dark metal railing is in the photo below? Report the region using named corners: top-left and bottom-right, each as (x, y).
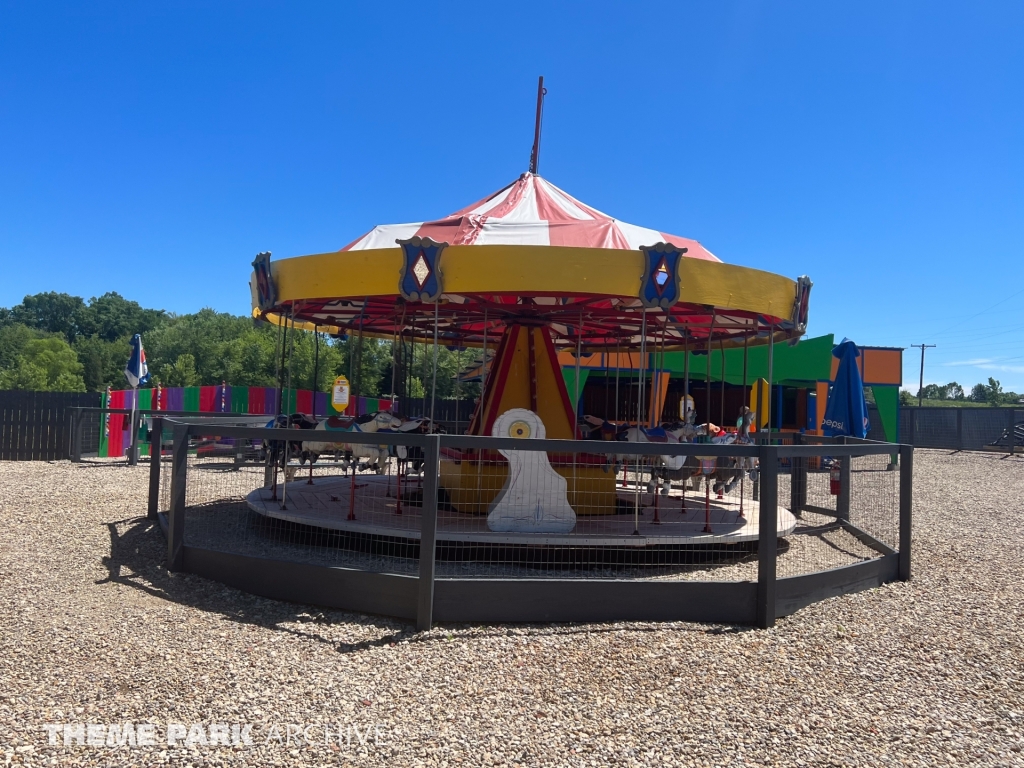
top-left (155, 420), bottom-right (913, 631)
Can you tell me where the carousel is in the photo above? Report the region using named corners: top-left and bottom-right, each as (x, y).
top-left (244, 110), bottom-right (810, 551)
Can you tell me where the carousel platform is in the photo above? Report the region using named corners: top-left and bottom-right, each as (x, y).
top-left (245, 473), bottom-right (797, 547)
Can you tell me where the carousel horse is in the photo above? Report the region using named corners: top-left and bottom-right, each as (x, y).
top-left (387, 417), bottom-right (445, 477)
top-left (261, 413), bottom-right (318, 486)
top-left (301, 411), bottom-right (403, 474)
top-left (710, 408), bottom-right (759, 496)
top-left (653, 409), bottom-right (758, 497)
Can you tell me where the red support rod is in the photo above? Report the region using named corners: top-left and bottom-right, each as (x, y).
top-left (348, 464), bottom-right (357, 521)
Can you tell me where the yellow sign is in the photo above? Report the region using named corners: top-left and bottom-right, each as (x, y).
top-left (331, 376), bottom-right (350, 409)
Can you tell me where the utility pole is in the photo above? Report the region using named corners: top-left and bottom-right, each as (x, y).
top-left (911, 344), bottom-right (936, 406)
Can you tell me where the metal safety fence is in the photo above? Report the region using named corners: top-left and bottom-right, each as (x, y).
top-left (150, 419), bottom-right (911, 629)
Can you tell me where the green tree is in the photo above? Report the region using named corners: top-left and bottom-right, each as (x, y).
top-left (9, 292), bottom-right (87, 341)
top-left (0, 336), bottom-right (86, 391)
top-left (78, 292), bottom-right (165, 343)
top-left (986, 377), bottom-right (1004, 407)
top-left (0, 323), bottom-right (38, 371)
top-left (73, 335), bottom-right (131, 391)
top-left (160, 354), bottom-right (199, 387)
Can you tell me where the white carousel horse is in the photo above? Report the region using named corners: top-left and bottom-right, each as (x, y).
top-left (301, 411), bottom-right (403, 474)
top-left (709, 408), bottom-right (759, 496)
top-left (654, 409), bottom-right (758, 497)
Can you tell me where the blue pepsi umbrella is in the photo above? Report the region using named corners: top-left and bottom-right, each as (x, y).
top-left (823, 338), bottom-right (870, 439)
top-left (124, 334), bottom-right (150, 388)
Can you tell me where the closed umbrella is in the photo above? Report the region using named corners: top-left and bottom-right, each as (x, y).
top-left (823, 338), bottom-right (870, 439)
top-left (124, 334), bottom-right (150, 463)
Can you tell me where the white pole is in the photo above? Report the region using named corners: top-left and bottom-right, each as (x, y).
top-left (130, 385), bottom-right (138, 465)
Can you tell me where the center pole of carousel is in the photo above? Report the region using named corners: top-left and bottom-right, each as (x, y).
top-left (529, 76), bottom-right (547, 175)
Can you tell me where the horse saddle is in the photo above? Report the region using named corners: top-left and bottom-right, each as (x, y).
top-left (602, 421), bottom-right (630, 440)
top-left (642, 427), bottom-right (670, 442)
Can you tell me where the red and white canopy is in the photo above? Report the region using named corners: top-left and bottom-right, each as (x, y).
top-left (342, 172), bottom-right (721, 261)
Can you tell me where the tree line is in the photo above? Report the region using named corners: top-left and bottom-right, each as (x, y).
top-left (904, 379), bottom-right (1022, 407)
top-left (0, 292), bottom-right (479, 403)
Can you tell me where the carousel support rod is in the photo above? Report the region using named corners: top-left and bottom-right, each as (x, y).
top-left (575, 311), bottom-right (583, 426)
top-left (656, 319), bottom-right (667, 428)
top-left (706, 312), bottom-right (716, 430)
top-left (391, 304), bottom-right (405, 417)
top-left (529, 76), bottom-right (547, 175)
top-left (396, 453), bottom-right (402, 515)
top-left (355, 302), bottom-right (366, 405)
top-left (454, 342), bottom-right (462, 435)
top-left (742, 328), bottom-right (749, 418)
top-left (528, 326), bottom-right (538, 413)
top-left (429, 299), bottom-right (439, 428)
top-left (348, 463), bottom-right (357, 520)
top-left (638, 308), bottom-right (648, 427)
top-left (422, 326), bottom-right (429, 418)
top-left (683, 327), bottom-right (690, 418)
top-left (652, 476), bottom-right (661, 524)
top-left (615, 340), bottom-right (621, 424)
top-left (720, 339), bottom-right (726, 428)
top-left (704, 476), bottom-right (712, 533)
top-left (282, 308), bottom-right (297, 510)
top-left (481, 307), bottom-right (489, 391)
top-left (312, 325), bottom-right (320, 419)
top-left (767, 323), bottom-right (775, 441)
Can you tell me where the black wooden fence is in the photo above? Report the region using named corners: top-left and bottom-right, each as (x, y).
top-left (865, 404), bottom-right (1022, 453)
top-left (0, 390), bottom-right (101, 461)
top-left (0, 390), bottom-right (1018, 462)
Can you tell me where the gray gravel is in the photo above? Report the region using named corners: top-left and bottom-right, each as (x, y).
top-left (1, 449), bottom-right (1023, 766)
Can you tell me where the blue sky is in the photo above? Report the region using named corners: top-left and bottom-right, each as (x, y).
top-left (1, 2), bottom-right (1022, 392)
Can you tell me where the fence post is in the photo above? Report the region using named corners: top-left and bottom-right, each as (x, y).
top-left (1009, 408), bottom-right (1017, 457)
top-left (416, 434), bottom-right (440, 631)
top-left (956, 408), bottom-right (963, 452)
top-left (71, 407), bottom-right (83, 463)
top-left (756, 444), bottom-right (779, 629)
top-left (167, 423), bottom-right (189, 571)
top-left (898, 444), bottom-right (913, 581)
top-left (148, 417), bottom-right (164, 520)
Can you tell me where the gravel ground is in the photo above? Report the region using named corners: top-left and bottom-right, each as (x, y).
top-left (1, 449), bottom-right (1023, 766)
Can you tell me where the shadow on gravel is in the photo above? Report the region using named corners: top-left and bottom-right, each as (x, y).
top-left (98, 515), bottom-right (759, 656)
top-left (96, 515), bottom-right (410, 651)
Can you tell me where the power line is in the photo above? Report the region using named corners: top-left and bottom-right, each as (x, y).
top-left (923, 286), bottom-right (1024, 339)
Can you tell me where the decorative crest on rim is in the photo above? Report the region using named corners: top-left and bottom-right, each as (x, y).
top-left (639, 242), bottom-right (687, 309)
top-left (397, 236), bottom-right (448, 303)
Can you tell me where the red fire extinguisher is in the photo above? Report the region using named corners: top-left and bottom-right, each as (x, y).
top-left (830, 461), bottom-right (842, 496)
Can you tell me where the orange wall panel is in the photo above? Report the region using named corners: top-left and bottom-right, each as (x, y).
top-left (861, 348), bottom-right (902, 386)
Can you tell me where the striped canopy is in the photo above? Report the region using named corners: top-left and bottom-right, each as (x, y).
top-left (342, 172), bottom-right (720, 259)
top-left (256, 173), bottom-right (807, 350)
